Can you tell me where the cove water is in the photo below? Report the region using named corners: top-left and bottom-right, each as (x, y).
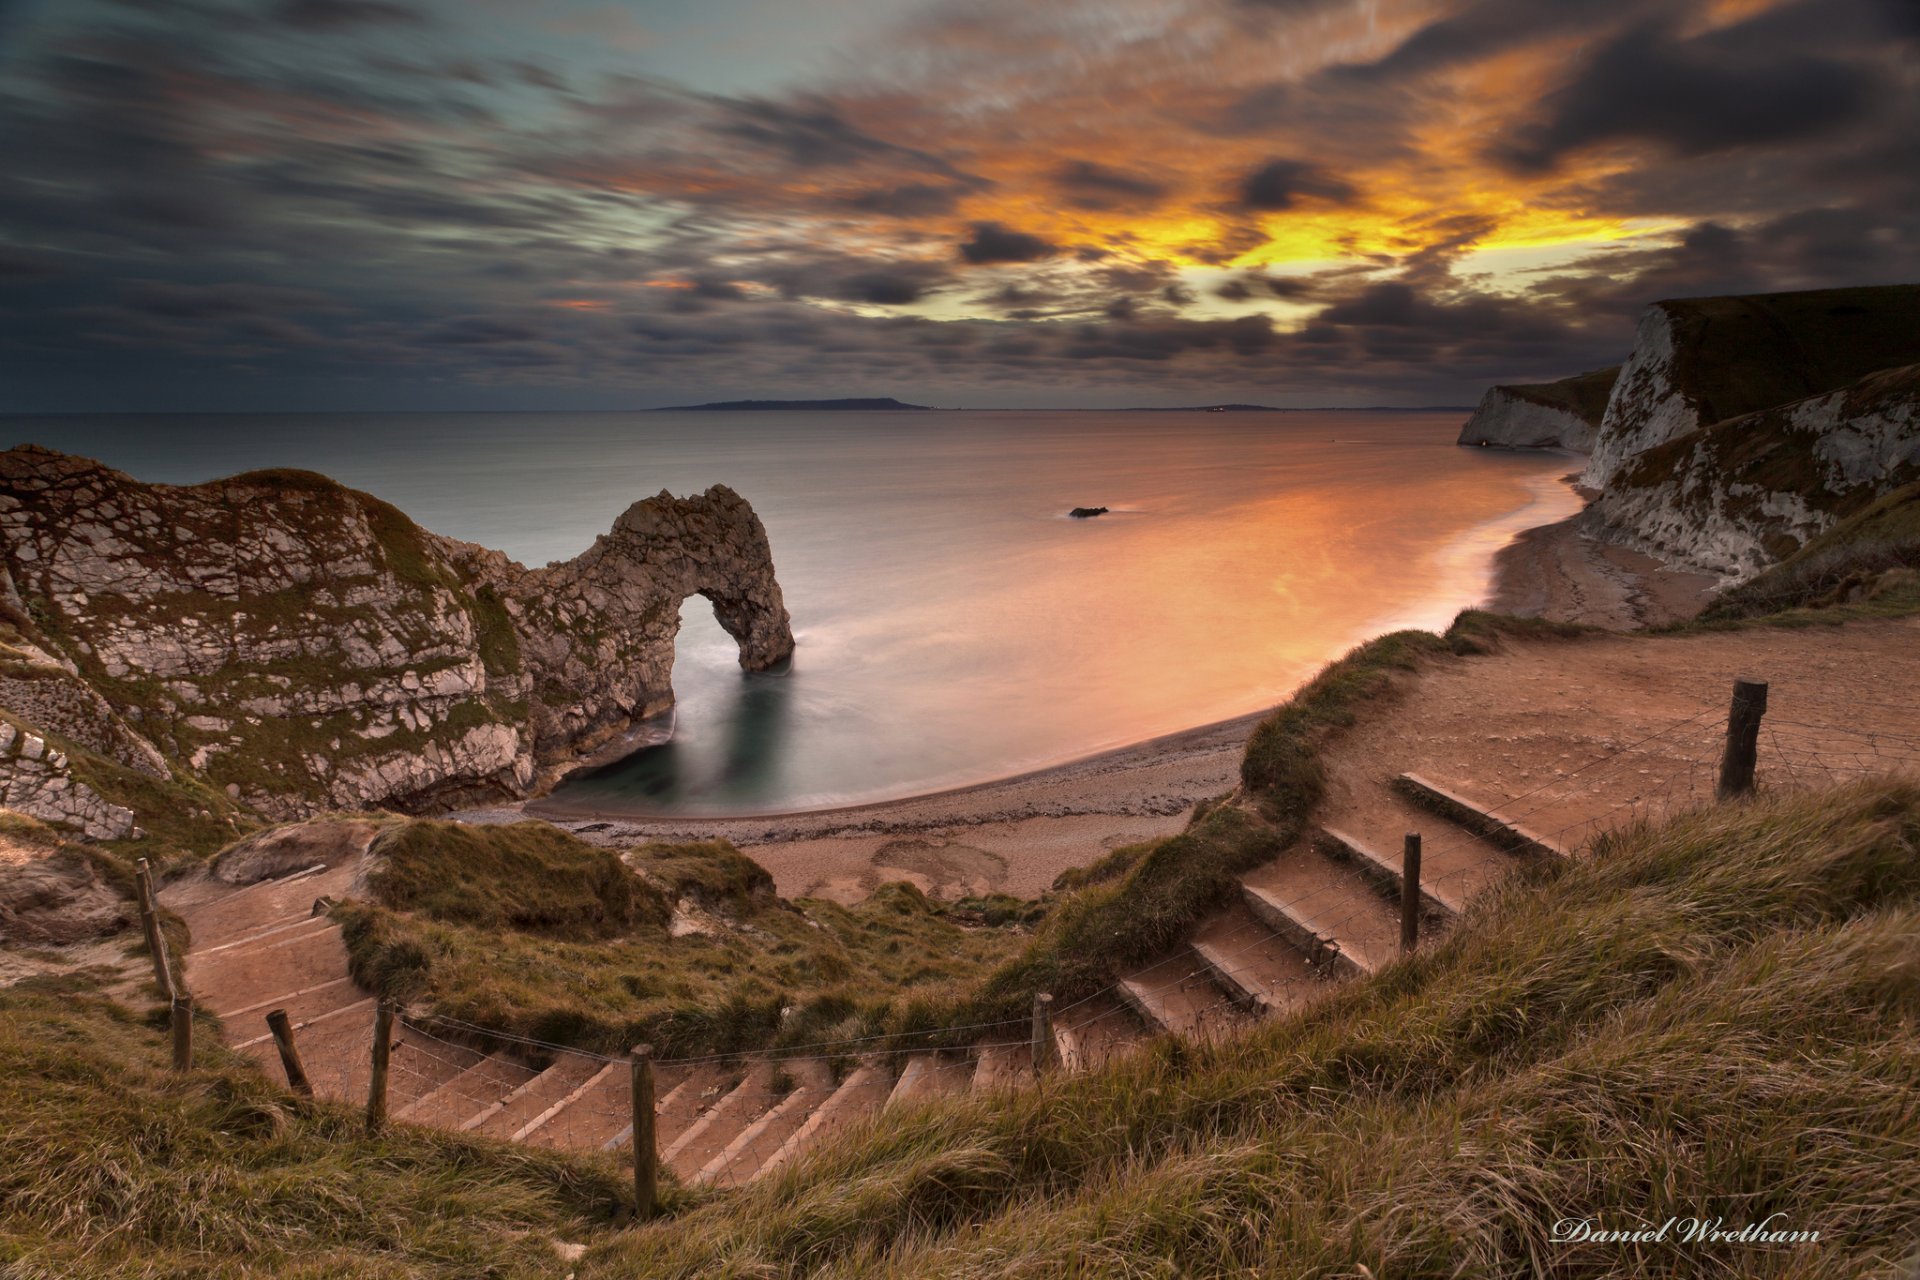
top-left (9, 410), bottom-right (1579, 815)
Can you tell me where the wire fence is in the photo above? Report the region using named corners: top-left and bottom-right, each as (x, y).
top-left (189, 678), bottom-right (1920, 1192)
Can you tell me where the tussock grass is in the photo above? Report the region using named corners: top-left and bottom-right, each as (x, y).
top-left (0, 976), bottom-right (631, 1278)
top-left (579, 780), bottom-right (1920, 1278)
top-left (366, 820), bottom-right (670, 935)
top-left (340, 835), bottom-right (1031, 1060)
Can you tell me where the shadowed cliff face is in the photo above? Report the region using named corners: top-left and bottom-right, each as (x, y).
top-left (0, 444), bottom-right (792, 821)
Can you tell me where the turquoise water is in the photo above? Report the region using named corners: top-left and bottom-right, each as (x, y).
top-left (7, 410), bottom-right (1578, 814)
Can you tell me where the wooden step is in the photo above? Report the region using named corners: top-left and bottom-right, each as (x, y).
top-left (242, 997), bottom-right (377, 1103)
top-left (1394, 774), bottom-right (1569, 861)
top-left (697, 1059), bottom-right (837, 1187)
top-left (468, 1053), bottom-right (603, 1139)
top-left (969, 1040), bottom-right (1033, 1093)
top-left (757, 1062), bottom-right (895, 1178)
top-left (1117, 953), bottom-right (1253, 1043)
top-left (886, 1051), bottom-right (971, 1109)
top-left (387, 1027), bottom-right (488, 1111)
top-left (394, 1053), bottom-right (538, 1129)
top-left (1051, 993), bottom-right (1142, 1073)
top-left (663, 1063), bottom-right (778, 1182)
top-left (198, 911), bottom-right (333, 958)
top-left (1189, 902), bottom-right (1322, 1017)
top-left (522, 1060), bottom-right (691, 1152)
top-left (229, 979), bottom-right (367, 1046)
top-left (189, 924), bottom-right (353, 1017)
top-left (1316, 826), bottom-right (1463, 919)
top-left (169, 858), bottom-right (364, 949)
top-left (1240, 848), bottom-right (1403, 977)
top-left (513, 1061), bottom-right (619, 1143)
top-left (604, 1061), bottom-right (735, 1154)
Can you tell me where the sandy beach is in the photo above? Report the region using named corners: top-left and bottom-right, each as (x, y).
top-left (514, 483), bottom-right (1720, 903)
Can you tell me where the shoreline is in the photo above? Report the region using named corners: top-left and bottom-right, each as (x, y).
top-left (500, 470), bottom-right (1717, 903)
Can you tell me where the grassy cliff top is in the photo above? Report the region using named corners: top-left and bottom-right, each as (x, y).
top-left (1502, 364), bottom-right (1619, 424)
top-left (1655, 281), bottom-right (1920, 428)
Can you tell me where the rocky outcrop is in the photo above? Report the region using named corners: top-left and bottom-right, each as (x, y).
top-left (0, 718), bottom-right (136, 840)
top-left (0, 446), bottom-right (792, 820)
top-left (0, 825), bottom-right (134, 945)
top-left (1584, 284), bottom-right (1920, 489)
top-left (1582, 364), bottom-right (1920, 577)
top-left (1457, 367), bottom-right (1617, 451)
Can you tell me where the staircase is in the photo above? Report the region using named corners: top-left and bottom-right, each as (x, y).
top-left (158, 768), bottom-right (1588, 1188)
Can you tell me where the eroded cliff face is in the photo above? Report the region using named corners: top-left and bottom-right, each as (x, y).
top-left (1582, 364), bottom-right (1920, 578)
top-left (1457, 367), bottom-right (1617, 451)
top-left (1584, 284), bottom-right (1920, 489)
top-left (0, 445), bottom-right (792, 823)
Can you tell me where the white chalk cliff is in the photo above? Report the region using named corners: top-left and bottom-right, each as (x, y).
top-left (1457, 367), bottom-right (1618, 452)
top-left (0, 445), bottom-right (793, 824)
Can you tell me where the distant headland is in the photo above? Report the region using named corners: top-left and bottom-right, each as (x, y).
top-left (654, 397), bottom-right (935, 411)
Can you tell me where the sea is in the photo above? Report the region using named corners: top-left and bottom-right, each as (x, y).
top-left (9, 410), bottom-right (1581, 816)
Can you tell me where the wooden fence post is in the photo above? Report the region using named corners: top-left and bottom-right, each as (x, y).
top-left (630, 1045), bottom-right (657, 1223)
top-left (1031, 993), bottom-right (1055, 1075)
top-left (170, 995), bottom-right (192, 1072)
top-left (135, 858), bottom-right (177, 1001)
top-left (1400, 832), bottom-right (1422, 956)
top-left (266, 1009), bottom-right (314, 1097)
top-left (1717, 678), bottom-right (1769, 800)
top-left (366, 1000), bottom-right (395, 1135)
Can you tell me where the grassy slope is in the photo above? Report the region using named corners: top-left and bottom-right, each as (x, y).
top-left (0, 977), bottom-right (636, 1279)
top-left (338, 824), bottom-right (1034, 1059)
top-left (1660, 283), bottom-right (1920, 427)
top-left (1506, 365), bottom-right (1620, 423)
top-left (580, 779), bottom-right (1920, 1279)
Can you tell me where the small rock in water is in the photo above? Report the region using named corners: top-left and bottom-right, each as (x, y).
top-left (1068, 506), bottom-right (1110, 519)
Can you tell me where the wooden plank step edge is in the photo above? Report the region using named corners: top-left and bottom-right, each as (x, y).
top-left (1315, 826), bottom-right (1463, 918)
top-left (233, 996), bottom-right (374, 1050)
top-left (512, 1061), bottom-right (619, 1143)
top-left (1190, 938), bottom-right (1290, 1016)
top-left (215, 974), bottom-right (355, 1021)
top-left (457, 1058), bottom-right (575, 1133)
top-left (1393, 774), bottom-right (1570, 861)
top-left (1239, 882), bottom-right (1369, 979)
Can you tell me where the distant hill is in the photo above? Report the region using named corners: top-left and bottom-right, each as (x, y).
top-left (655, 397), bottom-right (934, 411)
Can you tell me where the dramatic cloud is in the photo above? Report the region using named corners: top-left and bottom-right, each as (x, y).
top-left (958, 222), bottom-right (1059, 264)
top-left (0, 0), bottom-right (1916, 410)
top-left (1500, 15), bottom-right (1884, 170)
top-left (1237, 158), bottom-right (1355, 210)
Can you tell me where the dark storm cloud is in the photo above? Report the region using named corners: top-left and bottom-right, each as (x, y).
top-left (959, 222), bottom-right (1058, 264)
top-left (1237, 158), bottom-right (1354, 210)
top-left (1332, 0), bottom-right (1630, 82)
top-left (837, 182), bottom-right (972, 217)
top-left (1053, 160), bottom-right (1169, 210)
top-left (712, 95), bottom-right (970, 178)
top-left (1500, 15), bottom-right (1884, 171)
top-left (3, 0), bottom-right (1919, 412)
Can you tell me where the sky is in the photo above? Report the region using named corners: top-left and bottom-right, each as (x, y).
top-left (1, 0), bottom-right (1917, 412)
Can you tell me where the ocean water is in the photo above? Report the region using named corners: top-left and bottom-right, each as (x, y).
top-left (9, 410), bottom-right (1580, 815)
